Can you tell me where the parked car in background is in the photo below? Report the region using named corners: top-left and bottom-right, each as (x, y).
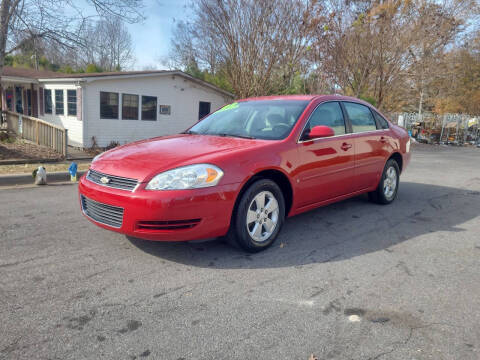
top-left (78, 95), bottom-right (411, 252)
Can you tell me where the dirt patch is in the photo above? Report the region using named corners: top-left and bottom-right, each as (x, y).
top-left (0, 161), bottom-right (91, 175)
top-left (0, 139), bottom-right (62, 161)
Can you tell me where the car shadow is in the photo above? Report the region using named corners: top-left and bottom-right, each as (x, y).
top-left (127, 182), bottom-right (480, 269)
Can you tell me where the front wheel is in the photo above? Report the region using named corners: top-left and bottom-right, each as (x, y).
top-left (225, 179), bottom-right (285, 252)
top-left (369, 159), bottom-right (400, 205)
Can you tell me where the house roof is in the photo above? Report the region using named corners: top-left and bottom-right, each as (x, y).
top-left (1, 66), bottom-right (234, 98)
top-left (1, 66), bottom-right (60, 79)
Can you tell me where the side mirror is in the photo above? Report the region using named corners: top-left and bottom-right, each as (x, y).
top-left (308, 125), bottom-right (335, 139)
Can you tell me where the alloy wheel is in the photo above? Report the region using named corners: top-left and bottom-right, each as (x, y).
top-left (246, 191), bottom-right (279, 242)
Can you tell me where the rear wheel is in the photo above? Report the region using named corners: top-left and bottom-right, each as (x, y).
top-left (368, 159), bottom-right (400, 205)
top-left (225, 179), bottom-right (285, 252)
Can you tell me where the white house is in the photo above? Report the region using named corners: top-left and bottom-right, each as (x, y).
top-left (1, 67), bottom-right (233, 148)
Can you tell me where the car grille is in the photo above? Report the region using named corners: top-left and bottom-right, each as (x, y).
top-left (86, 169), bottom-right (138, 191)
top-left (81, 195), bottom-right (124, 228)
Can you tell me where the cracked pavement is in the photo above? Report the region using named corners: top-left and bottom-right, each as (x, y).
top-left (1, 144), bottom-right (479, 359)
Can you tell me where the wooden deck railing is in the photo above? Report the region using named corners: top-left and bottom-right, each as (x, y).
top-left (4, 111), bottom-right (68, 156)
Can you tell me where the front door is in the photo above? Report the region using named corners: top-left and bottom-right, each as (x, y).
top-left (198, 101), bottom-right (211, 120)
top-left (295, 101), bottom-right (355, 207)
top-left (26, 89), bottom-right (32, 116)
top-left (15, 87), bottom-right (23, 113)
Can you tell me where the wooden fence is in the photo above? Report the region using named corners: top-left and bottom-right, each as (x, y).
top-left (4, 111), bottom-right (68, 156)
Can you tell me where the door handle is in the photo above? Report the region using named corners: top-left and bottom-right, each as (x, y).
top-left (341, 142), bottom-right (352, 151)
top-left (380, 136), bottom-right (387, 143)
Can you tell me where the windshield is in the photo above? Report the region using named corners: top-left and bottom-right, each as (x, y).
top-left (187, 100), bottom-right (310, 140)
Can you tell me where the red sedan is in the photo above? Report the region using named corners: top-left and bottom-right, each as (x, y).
top-left (79, 95), bottom-right (411, 252)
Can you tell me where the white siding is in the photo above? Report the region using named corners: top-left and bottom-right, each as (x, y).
top-left (83, 74), bottom-right (231, 147)
top-left (39, 82), bottom-right (83, 147)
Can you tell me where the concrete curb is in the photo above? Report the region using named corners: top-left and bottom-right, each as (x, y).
top-left (0, 170), bottom-right (86, 187)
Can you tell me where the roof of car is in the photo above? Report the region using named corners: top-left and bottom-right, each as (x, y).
top-left (236, 94), bottom-right (372, 106)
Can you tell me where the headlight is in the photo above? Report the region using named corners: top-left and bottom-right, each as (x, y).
top-left (146, 164), bottom-right (224, 190)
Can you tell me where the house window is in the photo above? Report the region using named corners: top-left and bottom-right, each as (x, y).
top-left (44, 89), bottom-right (52, 114)
top-left (67, 90), bottom-right (77, 116)
top-left (122, 94), bottom-right (139, 120)
top-left (55, 90), bottom-right (64, 115)
top-left (159, 105), bottom-right (171, 115)
top-left (198, 101), bottom-right (211, 119)
top-left (141, 95), bottom-right (157, 121)
top-left (100, 91), bottom-right (119, 119)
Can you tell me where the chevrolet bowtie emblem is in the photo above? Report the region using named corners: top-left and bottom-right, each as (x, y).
top-left (100, 176), bottom-right (110, 184)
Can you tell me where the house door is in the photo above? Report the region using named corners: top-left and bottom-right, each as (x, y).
top-left (32, 89), bottom-right (38, 117)
top-left (5, 89), bottom-right (13, 111)
top-left (26, 89), bottom-right (32, 116)
top-left (198, 101), bottom-right (211, 120)
top-left (15, 87), bottom-right (23, 113)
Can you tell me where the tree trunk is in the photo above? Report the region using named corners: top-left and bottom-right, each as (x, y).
top-left (0, 0), bottom-right (17, 112)
top-left (0, 1), bottom-right (10, 111)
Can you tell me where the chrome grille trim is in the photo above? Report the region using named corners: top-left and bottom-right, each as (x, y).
top-left (81, 195), bottom-right (124, 228)
top-left (86, 169), bottom-right (138, 191)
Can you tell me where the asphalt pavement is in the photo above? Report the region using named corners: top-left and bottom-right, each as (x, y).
top-left (1, 143), bottom-right (479, 360)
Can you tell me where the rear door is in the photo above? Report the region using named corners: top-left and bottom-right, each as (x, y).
top-left (295, 101), bottom-right (355, 207)
top-left (341, 102), bottom-right (388, 191)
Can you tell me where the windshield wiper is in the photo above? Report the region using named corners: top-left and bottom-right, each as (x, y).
top-left (181, 130), bottom-right (199, 135)
top-left (216, 133), bottom-right (255, 139)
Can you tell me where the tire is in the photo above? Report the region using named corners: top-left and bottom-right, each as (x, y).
top-left (224, 179), bottom-right (285, 252)
top-left (368, 159), bottom-right (400, 205)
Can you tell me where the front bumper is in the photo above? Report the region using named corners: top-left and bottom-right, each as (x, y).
top-left (78, 174), bottom-right (240, 241)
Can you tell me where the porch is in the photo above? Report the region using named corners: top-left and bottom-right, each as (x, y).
top-left (3, 111), bottom-right (68, 157)
top-left (1, 75), bottom-right (42, 118)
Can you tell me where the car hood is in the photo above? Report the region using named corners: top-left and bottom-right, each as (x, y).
top-left (90, 134), bottom-right (266, 181)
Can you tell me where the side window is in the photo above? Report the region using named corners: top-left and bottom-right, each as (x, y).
top-left (100, 92), bottom-right (119, 119)
top-left (304, 102), bottom-right (345, 137)
top-left (122, 94), bottom-right (139, 120)
top-left (343, 102), bottom-right (377, 133)
top-left (67, 90), bottom-right (77, 116)
top-left (373, 110), bottom-right (389, 129)
top-left (141, 95), bottom-right (157, 121)
top-left (55, 90), bottom-right (64, 115)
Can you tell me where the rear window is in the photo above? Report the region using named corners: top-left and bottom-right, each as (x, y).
top-left (343, 102), bottom-right (377, 133)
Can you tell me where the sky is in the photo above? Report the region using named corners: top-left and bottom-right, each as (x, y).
top-left (127, 0), bottom-right (191, 70)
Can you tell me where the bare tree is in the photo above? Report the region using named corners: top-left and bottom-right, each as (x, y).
top-left (170, 0), bottom-right (322, 98)
top-left (79, 18), bottom-right (134, 71)
top-left (0, 0), bottom-right (143, 110)
top-left (312, 0), bottom-right (478, 111)
top-left (407, 0), bottom-right (476, 115)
